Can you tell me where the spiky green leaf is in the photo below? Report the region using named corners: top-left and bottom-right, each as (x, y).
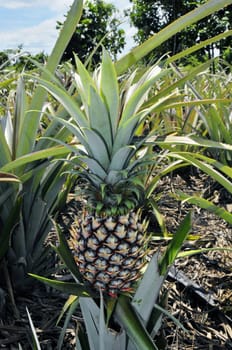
top-left (132, 253), bottom-right (165, 326)
top-left (83, 128), bottom-right (110, 170)
top-left (115, 0), bottom-right (232, 74)
top-left (26, 308), bottom-right (42, 350)
top-left (100, 50), bottom-right (119, 138)
top-left (0, 146), bottom-right (69, 174)
top-left (116, 295), bottom-right (158, 350)
top-left (176, 191), bottom-right (232, 224)
top-left (17, 0), bottom-right (83, 156)
top-left (109, 146), bottom-right (135, 171)
top-left (88, 86), bottom-right (112, 151)
top-left (159, 212), bottom-right (192, 275)
top-left (29, 274), bottom-right (91, 297)
top-left (37, 78), bottom-right (88, 128)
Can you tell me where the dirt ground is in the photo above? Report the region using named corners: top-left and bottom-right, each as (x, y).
top-left (0, 170), bottom-right (231, 349)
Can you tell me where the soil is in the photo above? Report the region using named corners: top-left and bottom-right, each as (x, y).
top-left (0, 169), bottom-right (231, 349)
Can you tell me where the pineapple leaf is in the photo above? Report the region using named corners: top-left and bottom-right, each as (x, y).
top-left (0, 145), bottom-right (70, 173)
top-left (125, 200), bottom-right (134, 210)
top-left (52, 220), bottom-right (83, 282)
top-left (88, 86), bottom-right (113, 152)
top-left (100, 183), bottom-right (107, 198)
top-left (99, 291), bottom-right (128, 350)
top-left (115, 193), bottom-right (122, 205)
top-left (105, 297), bottom-right (117, 326)
top-left (37, 77), bottom-right (88, 128)
top-left (26, 308), bottom-right (42, 350)
top-left (178, 247), bottom-right (232, 258)
top-left (100, 49), bottom-right (119, 139)
top-left (29, 274), bottom-right (91, 297)
top-left (82, 127), bottom-right (110, 170)
top-left (96, 202), bottom-right (104, 213)
top-left (44, 115), bottom-right (89, 152)
top-left (116, 295), bottom-right (158, 350)
top-left (0, 114), bottom-right (13, 165)
top-left (152, 303), bottom-right (188, 335)
top-left (159, 212), bottom-right (192, 275)
top-left (120, 65), bottom-right (162, 124)
top-left (0, 196), bottom-right (22, 260)
top-left (18, 0), bottom-right (83, 156)
top-left (57, 296), bottom-right (79, 350)
top-left (109, 146), bottom-right (135, 171)
top-left (56, 293), bottom-right (78, 326)
top-left (81, 156), bottom-right (108, 181)
top-left (168, 151), bottom-right (232, 193)
top-left (0, 172), bottom-right (20, 183)
top-left (105, 170), bottom-right (127, 186)
top-left (175, 191), bottom-right (232, 225)
top-left (115, 0), bottom-right (232, 74)
top-left (74, 53), bottom-right (95, 109)
top-left (79, 298), bottom-right (101, 350)
top-left (132, 253), bottom-right (165, 326)
top-left (14, 77), bottom-right (27, 160)
top-left (112, 111), bottom-right (145, 156)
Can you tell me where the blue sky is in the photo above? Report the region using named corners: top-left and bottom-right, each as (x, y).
top-left (0, 0), bottom-right (135, 56)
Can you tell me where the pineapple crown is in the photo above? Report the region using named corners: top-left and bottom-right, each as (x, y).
top-left (38, 49), bottom-right (164, 215)
top-left (72, 51), bottom-right (163, 214)
top-left (76, 171), bottom-right (146, 216)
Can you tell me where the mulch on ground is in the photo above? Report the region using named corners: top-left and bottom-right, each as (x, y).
top-left (155, 171), bottom-right (232, 349)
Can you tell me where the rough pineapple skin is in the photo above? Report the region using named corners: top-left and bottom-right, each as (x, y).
top-left (69, 211), bottom-right (147, 297)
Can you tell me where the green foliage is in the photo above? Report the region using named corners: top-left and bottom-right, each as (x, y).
top-left (0, 50), bottom-right (48, 73)
top-left (128, 0), bottom-right (232, 65)
top-left (26, 307), bottom-right (42, 350)
top-left (116, 0), bottom-right (232, 74)
top-left (57, 0), bottom-right (125, 65)
top-left (188, 65), bottom-right (232, 164)
top-left (0, 51), bottom-right (9, 67)
top-left (14, 52), bottom-right (48, 72)
top-left (0, 0), bottom-right (84, 291)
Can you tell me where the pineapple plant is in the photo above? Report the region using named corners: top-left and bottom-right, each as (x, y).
top-left (38, 50), bottom-right (166, 297)
top-left (67, 52), bottom-right (162, 297)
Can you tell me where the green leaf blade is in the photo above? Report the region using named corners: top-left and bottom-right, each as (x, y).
top-left (100, 50), bottom-right (119, 138)
top-left (159, 213), bottom-right (192, 275)
top-left (88, 86), bottom-right (113, 152)
top-left (116, 295), bottom-right (158, 350)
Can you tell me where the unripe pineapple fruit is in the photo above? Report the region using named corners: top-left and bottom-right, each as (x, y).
top-left (69, 211), bottom-right (148, 297)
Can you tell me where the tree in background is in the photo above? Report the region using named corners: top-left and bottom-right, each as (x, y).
top-left (57, 0), bottom-right (125, 65)
top-left (0, 52), bottom-right (9, 68)
top-left (0, 49), bottom-right (48, 71)
top-left (128, 0), bottom-right (232, 65)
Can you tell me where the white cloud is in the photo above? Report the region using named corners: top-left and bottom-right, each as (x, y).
top-left (36, 0), bottom-right (73, 13)
top-left (0, 0), bottom-right (134, 55)
top-left (0, 1), bottom-right (31, 9)
top-left (0, 18), bottom-right (59, 54)
top-left (0, 0), bottom-right (73, 12)
top-left (0, 0), bottom-right (131, 12)
top-left (0, 0), bottom-right (75, 54)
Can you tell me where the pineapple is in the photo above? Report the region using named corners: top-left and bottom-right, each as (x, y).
top-left (70, 211), bottom-right (148, 297)
top-left (41, 50), bottom-right (162, 297)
